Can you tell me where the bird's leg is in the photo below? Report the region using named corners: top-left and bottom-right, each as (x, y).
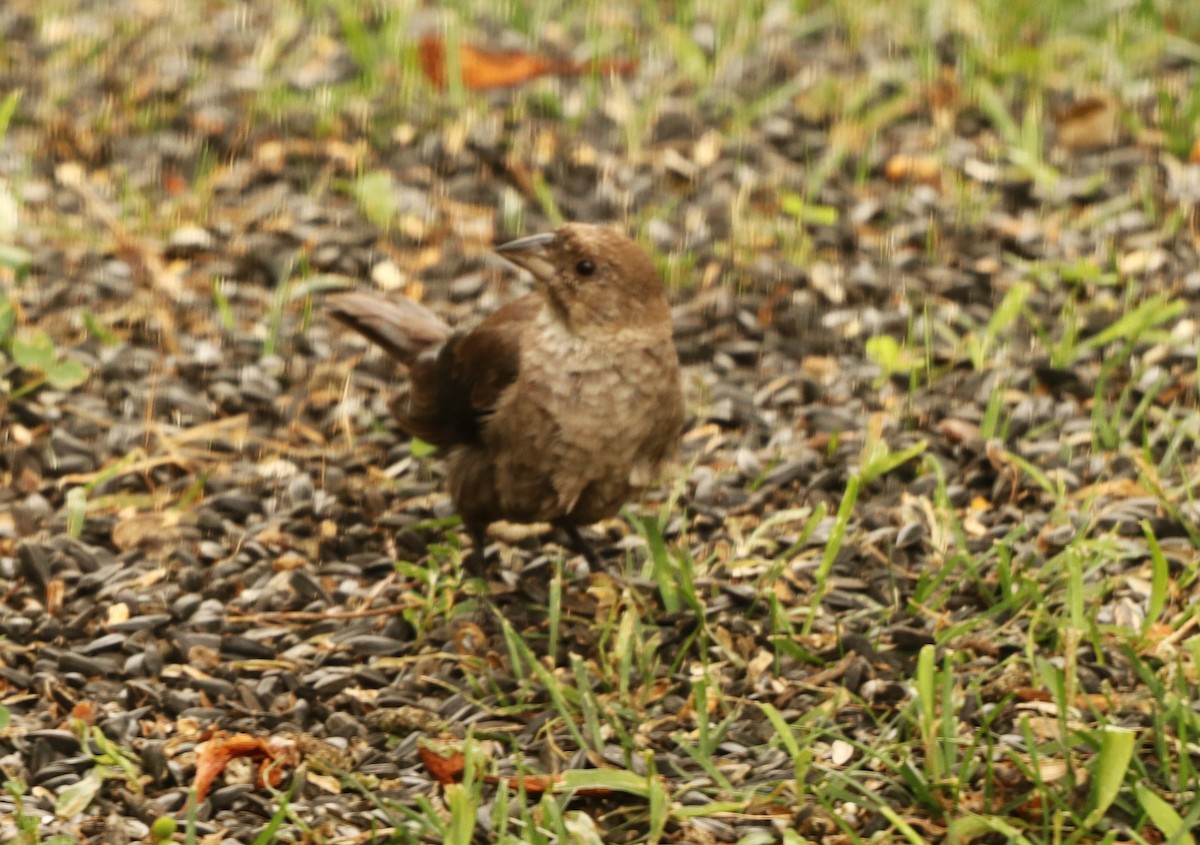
top-left (560, 525), bottom-right (602, 569)
top-left (465, 523), bottom-right (489, 577)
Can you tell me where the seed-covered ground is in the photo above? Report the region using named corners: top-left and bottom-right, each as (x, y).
top-left (2, 1), bottom-right (1200, 843)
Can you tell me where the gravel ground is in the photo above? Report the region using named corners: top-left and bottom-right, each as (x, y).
top-left (2, 2), bottom-right (1200, 843)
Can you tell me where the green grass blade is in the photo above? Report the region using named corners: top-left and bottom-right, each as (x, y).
top-left (1135, 782), bottom-right (1196, 845)
top-left (1084, 727), bottom-right (1134, 826)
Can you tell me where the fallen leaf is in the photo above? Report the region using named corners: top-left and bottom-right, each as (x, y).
top-left (938, 418), bottom-right (982, 446)
top-left (1142, 621), bottom-right (1175, 643)
top-left (56, 768), bottom-right (104, 818)
top-left (418, 735), bottom-right (629, 797)
top-left (454, 621), bottom-right (487, 655)
top-left (194, 733), bottom-right (296, 801)
top-left (418, 35), bottom-right (636, 91)
top-left (926, 72), bottom-right (960, 115)
top-left (46, 578), bottom-right (65, 614)
top-left (111, 511), bottom-right (184, 552)
top-left (884, 153), bottom-right (942, 186)
top-left (1072, 478), bottom-right (1153, 501)
top-left (1055, 95), bottom-right (1119, 151)
top-left (306, 771), bottom-right (342, 794)
top-left (161, 167), bottom-right (188, 197)
top-left (746, 649), bottom-right (775, 686)
top-left (71, 701), bottom-right (97, 724)
top-left (492, 773), bottom-right (564, 794)
top-left (418, 736), bottom-right (466, 785)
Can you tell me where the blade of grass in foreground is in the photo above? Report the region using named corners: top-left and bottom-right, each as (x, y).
top-left (947, 813), bottom-right (1038, 845)
top-left (758, 702), bottom-right (812, 796)
top-left (802, 473), bottom-right (858, 637)
top-left (1135, 782), bottom-right (1196, 845)
top-left (251, 766), bottom-right (303, 845)
top-left (638, 515), bottom-right (704, 622)
top-left (642, 514), bottom-right (681, 613)
top-left (1083, 726), bottom-right (1134, 827)
top-left (498, 614), bottom-right (588, 752)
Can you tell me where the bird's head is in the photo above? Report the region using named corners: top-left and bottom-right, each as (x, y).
top-left (496, 223), bottom-right (670, 336)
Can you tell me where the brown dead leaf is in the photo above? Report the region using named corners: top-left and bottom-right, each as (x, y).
top-left (418, 35), bottom-right (636, 91)
top-left (1072, 477), bottom-right (1152, 501)
top-left (484, 771), bottom-right (618, 796)
top-left (71, 700), bottom-right (98, 724)
top-left (1142, 621), bottom-right (1175, 643)
top-left (1024, 715), bottom-right (1064, 741)
top-left (490, 773), bottom-right (565, 794)
top-left (746, 649), bottom-right (775, 686)
top-left (16, 461), bottom-right (40, 493)
top-left (1141, 823), bottom-right (1167, 845)
top-left (272, 551), bottom-right (309, 572)
top-left (111, 511), bottom-right (184, 552)
top-left (454, 621), bottom-right (487, 655)
top-left (161, 167), bottom-right (188, 197)
top-left (926, 71), bottom-right (960, 115)
top-left (884, 153), bottom-right (942, 186)
top-left (937, 418), bottom-right (981, 445)
top-left (1054, 95), bottom-right (1119, 151)
top-left (756, 282), bottom-right (793, 328)
top-left (194, 733), bottom-right (297, 801)
top-left (418, 736), bottom-right (466, 785)
top-left (46, 578), bottom-right (65, 615)
top-left (254, 139), bottom-right (287, 174)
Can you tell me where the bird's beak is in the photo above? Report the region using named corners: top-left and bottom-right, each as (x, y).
top-left (495, 232), bottom-right (557, 282)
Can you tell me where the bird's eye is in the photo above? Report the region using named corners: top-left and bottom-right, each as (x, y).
top-left (575, 259), bottom-right (596, 277)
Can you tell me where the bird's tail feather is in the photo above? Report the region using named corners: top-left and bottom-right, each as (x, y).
top-left (327, 291), bottom-right (451, 366)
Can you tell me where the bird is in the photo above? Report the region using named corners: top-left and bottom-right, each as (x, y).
top-left (328, 222), bottom-right (685, 573)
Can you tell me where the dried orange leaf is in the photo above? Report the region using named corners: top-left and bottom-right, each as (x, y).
top-left (968, 495), bottom-right (991, 512)
top-left (194, 733), bottom-right (292, 801)
top-left (884, 153), bottom-right (942, 186)
top-left (418, 36), bottom-right (636, 91)
top-left (71, 700), bottom-right (97, 724)
top-left (417, 737), bottom-right (466, 785)
top-left (486, 773), bottom-right (566, 794)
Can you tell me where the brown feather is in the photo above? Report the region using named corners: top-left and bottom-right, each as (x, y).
top-left (326, 291), bottom-right (450, 366)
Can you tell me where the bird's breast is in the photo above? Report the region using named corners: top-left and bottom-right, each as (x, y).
top-left (478, 313), bottom-right (681, 523)
top-left (499, 316), bottom-right (678, 448)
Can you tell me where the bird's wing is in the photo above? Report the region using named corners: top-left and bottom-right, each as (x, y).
top-left (400, 295), bottom-right (541, 447)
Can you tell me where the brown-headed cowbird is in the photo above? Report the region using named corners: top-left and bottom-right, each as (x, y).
top-left (328, 223), bottom-right (684, 571)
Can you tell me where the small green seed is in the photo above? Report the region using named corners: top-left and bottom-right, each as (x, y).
top-left (150, 815), bottom-right (177, 842)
